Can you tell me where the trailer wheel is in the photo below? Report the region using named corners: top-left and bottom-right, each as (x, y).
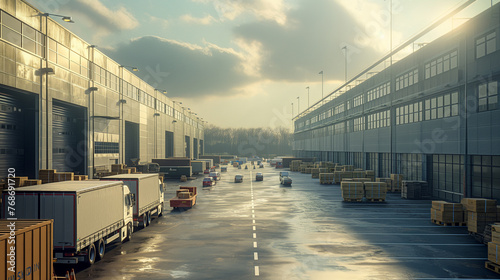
top-left (96, 239), bottom-right (105, 260)
top-left (146, 211), bottom-right (151, 226)
top-left (141, 213), bottom-right (148, 228)
top-left (86, 243), bottom-right (96, 265)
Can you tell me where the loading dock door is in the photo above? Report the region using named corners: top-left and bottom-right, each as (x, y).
top-left (193, 138), bottom-right (198, 159)
top-left (0, 91), bottom-right (36, 178)
top-left (185, 136), bottom-right (191, 158)
top-left (52, 102), bottom-right (85, 174)
top-left (125, 121), bottom-right (140, 166)
top-left (165, 131), bottom-right (174, 158)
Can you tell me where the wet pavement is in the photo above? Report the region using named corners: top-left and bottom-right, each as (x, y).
top-left (66, 164), bottom-right (499, 279)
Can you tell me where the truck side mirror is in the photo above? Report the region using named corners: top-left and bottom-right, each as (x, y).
top-left (130, 194), bottom-right (136, 205)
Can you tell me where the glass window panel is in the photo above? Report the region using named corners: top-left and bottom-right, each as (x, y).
top-left (431, 98), bottom-right (437, 108)
top-left (477, 44), bottom-right (485, 58)
top-left (452, 92), bottom-right (459, 104)
top-left (479, 84), bottom-right (488, 98)
top-left (444, 94), bottom-right (451, 106)
top-left (2, 26), bottom-right (21, 46)
top-left (22, 37), bottom-right (35, 53)
top-left (489, 81), bottom-right (497, 96)
top-left (438, 96), bottom-right (443, 107)
top-left (444, 106), bottom-right (451, 117)
top-left (451, 53), bottom-right (458, 68)
top-left (22, 24), bottom-right (36, 40)
top-left (2, 11), bottom-right (21, 33)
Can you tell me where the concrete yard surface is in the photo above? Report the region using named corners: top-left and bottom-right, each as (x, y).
top-left (71, 165), bottom-right (499, 279)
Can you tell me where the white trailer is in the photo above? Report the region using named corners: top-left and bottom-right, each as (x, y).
top-left (2, 181), bottom-right (134, 265)
top-left (101, 173), bottom-right (165, 228)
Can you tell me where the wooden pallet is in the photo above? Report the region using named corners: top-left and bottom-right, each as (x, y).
top-left (485, 261), bottom-right (500, 274)
top-left (431, 219), bottom-right (466, 227)
top-left (367, 198), bottom-right (386, 202)
top-left (343, 198), bottom-right (363, 202)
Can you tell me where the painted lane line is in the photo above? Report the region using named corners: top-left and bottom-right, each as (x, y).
top-left (255, 266), bottom-right (260, 276)
top-left (254, 242), bottom-right (258, 248)
top-left (252, 210), bottom-right (255, 213)
top-left (252, 214), bottom-right (255, 218)
top-left (253, 220), bottom-right (256, 224)
top-left (253, 233), bottom-right (257, 238)
top-left (254, 252), bottom-right (259, 260)
top-left (253, 226), bottom-right (256, 231)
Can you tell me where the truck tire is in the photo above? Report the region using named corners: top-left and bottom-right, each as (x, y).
top-left (146, 211), bottom-right (151, 226)
top-left (96, 239), bottom-right (105, 260)
top-left (124, 223), bottom-right (132, 242)
top-left (141, 213), bottom-right (148, 228)
top-left (86, 243), bottom-right (96, 265)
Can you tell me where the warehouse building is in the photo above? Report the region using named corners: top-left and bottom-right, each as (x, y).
top-left (0, 0), bottom-right (204, 179)
top-left (293, 4), bottom-right (500, 202)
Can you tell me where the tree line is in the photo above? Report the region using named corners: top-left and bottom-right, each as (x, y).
top-left (203, 125), bottom-right (292, 157)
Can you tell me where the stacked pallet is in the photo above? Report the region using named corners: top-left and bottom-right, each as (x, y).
top-left (39, 169), bottom-right (56, 184)
top-left (290, 160), bottom-right (302, 171)
top-left (343, 165), bottom-right (354, 172)
top-left (73, 175), bottom-right (88, 181)
top-left (12, 177), bottom-right (28, 187)
top-left (334, 166), bottom-right (343, 172)
top-left (431, 201), bottom-right (464, 226)
top-left (401, 181), bottom-right (431, 200)
top-left (53, 172), bottom-right (74, 182)
top-left (462, 198), bottom-right (497, 233)
top-left (365, 170), bottom-right (375, 181)
top-left (312, 168), bottom-right (329, 179)
top-left (24, 179), bottom-right (42, 186)
top-left (341, 181), bottom-right (364, 201)
top-left (319, 173), bottom-right (335, 184)
top-left (352, 171), bottom-right (365, 179)
top-left (390, 174), bottom-right (404, 192)
top-left (486, 224), bottom-right (500, 273)
top-left (304, 168), bottom-right (313, 174)
top-left (364, 182), bottom-right (388, 201)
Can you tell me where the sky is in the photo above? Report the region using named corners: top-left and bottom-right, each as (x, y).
top-left (26, 0), bottom-right (494, 129)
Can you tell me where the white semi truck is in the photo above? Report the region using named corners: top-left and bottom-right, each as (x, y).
top-left (101, 173), bottom-right (165, 228)
top-left (2, 180), bottom-right (135, 265)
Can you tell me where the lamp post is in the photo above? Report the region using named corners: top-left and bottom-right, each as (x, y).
top-left (306, 86), bottom-right (310, 108)
top-left (40, 12), bottom-right (73, 170)
top-left (342, 46), bottom-right (347, 83)
top-left (318, 71), bottom-right (324, 99)
top-left (291, 102), bottom-right (294, 118)
top-left (297, 96), bottom-right (300, 114)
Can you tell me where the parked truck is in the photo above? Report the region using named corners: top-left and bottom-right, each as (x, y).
top-left (0, 219), bottom-right (54, 280)
top-left (101, 173), bottom-right (164, 228)
top-left (2, 181), bottom-right (135, 265)
top-left (191, 160), bottom-right (205, 175)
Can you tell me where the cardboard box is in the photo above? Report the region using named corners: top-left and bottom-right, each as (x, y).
top-left (432, 201), bottom-right (464, 212)
top-left (488, 242), bottom-right (500, 265)
top-left (390, 174), bottom-right (404, 189)
top-left (111, 164), bottom-right (125, 172)
top-left (12, 177), bottom-right (28, 187)
top-left (468, 211), bottom-right (497, 222)
top-left (352, 171), bottom-right (365, 178)
top-left (430, 209), bottom-right (464, 223)
top-left (39, 169), bottom-right (56, 184)
top-left (461, 198), bottom-right (497, 213)
top-left (491, 224), bottom-right (500, 244)
top-left (23, 179), bottom-right (42, 186)
top-left (341, 181), bottom-right (364, 200)
top-left (53, 172), bottom-right (74, 182)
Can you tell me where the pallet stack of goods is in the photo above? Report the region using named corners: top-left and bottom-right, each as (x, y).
top-left (312, 168), bottom-right (329, 179)
top-left (73, 175), bottom-right (89, 181)
top-left (341, 181), bottom-right (364, 202)
top-left (24, 179), bottom-right (42, 186)
top-left (290, 160), bottom-right (302, 171)
top-left (53, 172), bottom-right (74, 182)
top-left (334, 166), bottom-right (343, 172)
top-left (390, 174), bottom-right (404, 192)
top-left (431, 201), bottom-right (465, 226)
top-left (304, 168), bottom-right (313, 174)
top-left (364, 182), bottom-right (388, 202)
top-left (486, 224), bottom-right (500, 273)
top-left (462, 198), bottom-right (497, 234)
top-left (39, 169), bottom-right (56, 184)
top-left (365, 170), bottom-right (375, 181)
top-left (352, 171), bottom-right (365, 179)
top-left (343, 165), bottom-right (354, 172)
top-left (401, 181), bottom-right (431, 200)
top-left (319, 173), bottom-right (335, 185)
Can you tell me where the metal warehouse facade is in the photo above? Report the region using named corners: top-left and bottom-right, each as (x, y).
top-left (293, 4), bottom-right (500, 202)
top-left (0, 0), bottom-right (204, 179)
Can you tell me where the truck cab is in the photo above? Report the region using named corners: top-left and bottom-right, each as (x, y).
top-left (122, 186), bottom-right (135, 242)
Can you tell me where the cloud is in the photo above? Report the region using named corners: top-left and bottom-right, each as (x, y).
top-left (232, 0), bottom-right (386, 84)
top-left (194, 0), bottom-right (290, 25)
top-left (180, 14), bottom-right (217, 25)
top-left (148, 14), bottom-right (169, 29)
top-left (104, 36), bottom-right (257, 98)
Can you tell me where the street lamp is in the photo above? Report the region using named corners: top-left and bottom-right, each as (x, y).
top-left (291, 102), bottom-right (294, 118)
top-left (318, 71), bottom-right (324, 99)
top-left (306, 86), bottom-right (310, 108)
top-left (120, 65), bottom-right (139, 72)
top-left (297, 96), bottom-right (300, 114)
top-left (342, 46), bottom-right (348, 83)
top-left (42, 13), bottom-right (74, 23)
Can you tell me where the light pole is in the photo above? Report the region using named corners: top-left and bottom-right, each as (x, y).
top-left (40, 12), bottom-right (73, 170)
top-left (291, 102), bottom-right (294, 118)
top-left (342, 46), bottom-right (348, 83)
top-left (297, 96), bottom-right (300, 114)
top-left (318, 71), bottom-right (324, 99)
top-left (306, 86), bottom-right (310, 108)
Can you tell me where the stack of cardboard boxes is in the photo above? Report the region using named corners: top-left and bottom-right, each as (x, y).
top-left (462, 198), bottom-right (497, 234)
top-left (487, 224), bottom-right (500, 272)
top-left (340, 181), bottom-right (364, 201)
top-left (390, 174), bottom-right (404, 192)
top-left (402, 181), bottom-right (431, 200)
top-left (364, 182), bottom-right (388, 201)
top-left (319, 173), bottom-right (335, 185)
top-left (431, 201), bottom-right (464, 226)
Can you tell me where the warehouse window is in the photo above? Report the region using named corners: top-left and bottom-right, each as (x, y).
top-left (95, 142), bottom-right (119, 154)
top-left (0, 10), bottom-right (45, 56)
top-left (478, 81), bottom-right (498, 112)
top-left (367, 82), bottom-right (390, 102)
top-left (431, 154), bottom-right (464, 202)
top-left (353, 95), bottom-right (363, 107)
top-left (396, 101), bottom-right (423, 125)
top-left (424, 92), bottom-right (459, 120)
top-left (367, 110), bottom-right (390, 130)
top-left (396, 69), bottom-right (418, 91)
top-left (476, 31), bottom-right (496, 59)
top-left (334, 103), bottom-right (345, 115)
top-left (396, 153), bottom-right (422, 181)
top-left (334, 122), bottom-right (345, 134)
top-left (353, 117), bottom-right (365, 132)
top-left (472, 155), bottom-right (500, 200)
top-left (425, 50), bottom-right (458, 79)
